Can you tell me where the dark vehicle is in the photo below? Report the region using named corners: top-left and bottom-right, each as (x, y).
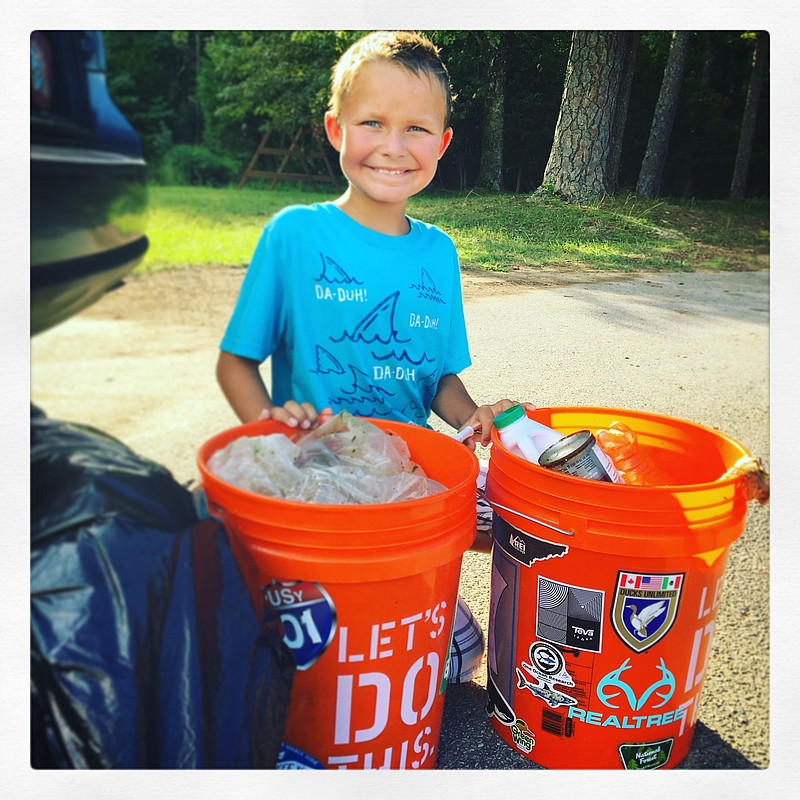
top-left (30, 31), bottom-right (148, 335)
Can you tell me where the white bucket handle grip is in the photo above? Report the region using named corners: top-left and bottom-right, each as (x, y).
top-left (476, 486), bottom-right (574, 538)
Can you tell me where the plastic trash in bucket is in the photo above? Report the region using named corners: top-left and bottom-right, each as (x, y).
top-left (198, 418), bottom-right (478, 770)
top-left (484, 406), bottom-right (754, 770)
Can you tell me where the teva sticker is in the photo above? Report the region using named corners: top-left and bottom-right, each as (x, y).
top-left (492, 514), bottom-right (568, 567)
top-left (276, 743), bottom-right (326, 770)
top-left (537, 576), bottom-right (604, 653)
top-left (263, 580), bottom-right (337, 670)
top-left (618, 738), bottom-right (674, 770)
top-left (611, 570), bottom-right (684, 652)
top-left (515, 641), bottom-right (578, 709)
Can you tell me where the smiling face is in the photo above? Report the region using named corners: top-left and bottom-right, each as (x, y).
top-left (325, 60), bottom-right (453, 235)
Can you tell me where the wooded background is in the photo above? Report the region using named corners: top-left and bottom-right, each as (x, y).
top-left (104, 30), bottom-right (769, 202)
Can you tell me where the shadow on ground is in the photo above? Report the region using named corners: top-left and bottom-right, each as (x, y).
top-left (436, 681), bottom-right (760, 770)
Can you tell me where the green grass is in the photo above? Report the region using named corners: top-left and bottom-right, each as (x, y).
top-left (138, 184), bottom-right (769, 274)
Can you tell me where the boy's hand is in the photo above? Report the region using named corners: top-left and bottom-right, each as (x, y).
top-left (258, 402), bottom-right (334, 430)
top-left (463, 400), bottom-right (537, 448)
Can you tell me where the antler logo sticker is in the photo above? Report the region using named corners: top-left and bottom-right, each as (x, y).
top-left (596, 658), bottom-right (675, 711)
top-left (611, 570), bottom-right (683, 653)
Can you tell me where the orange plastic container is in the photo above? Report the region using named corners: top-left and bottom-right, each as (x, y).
top-left (485, 406), bottom-right (752, 770)
top-left (197, 418), bottom-right (478, 770)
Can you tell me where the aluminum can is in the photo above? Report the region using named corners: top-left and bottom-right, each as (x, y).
top-left (537, 430), bottom-right (623, 483)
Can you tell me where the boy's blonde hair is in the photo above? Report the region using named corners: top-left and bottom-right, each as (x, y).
top-left (328, 30), bottom-right (453, 128)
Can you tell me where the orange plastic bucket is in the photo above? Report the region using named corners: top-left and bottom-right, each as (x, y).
top-left (485, 406), bottom-right (751, 770)
top-left (197, 418), bottom-right (478, 770)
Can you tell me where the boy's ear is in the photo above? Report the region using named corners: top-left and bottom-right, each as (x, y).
top-left (438, 127), bottom-right (453, 160)
top-left (324, 112), bottom-right (343, 152)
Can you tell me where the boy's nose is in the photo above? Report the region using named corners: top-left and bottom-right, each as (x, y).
top-left (380, 128), bottom-right (406, 157)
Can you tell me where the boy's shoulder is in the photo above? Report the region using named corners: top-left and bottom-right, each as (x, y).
top-left (268, 202), bottom-right (331, 229)
top-left (409, 215), bottom-right (455, 245)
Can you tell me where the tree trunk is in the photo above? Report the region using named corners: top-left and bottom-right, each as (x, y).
top-left (636, 31), bottom-right (693, 199)
top-left (475, 33), bottom-right (507, 191)
top-left (702, 31), bottom-right (723, 93)
top-left (539, 31), bottom-right (630, 203)
top-left (607, 31), bottom-right (640, 193)
top-left (729, 32), bottom-right (769, 200)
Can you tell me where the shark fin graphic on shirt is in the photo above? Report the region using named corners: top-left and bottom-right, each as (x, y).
top-left (330, 291), bottom-right (410, 345)
top-left (314, 252), bottom-right (363, 285)
top-left (310, 345), bottom-right (345, 375)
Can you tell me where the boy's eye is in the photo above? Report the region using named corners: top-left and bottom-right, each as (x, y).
top-left (362, 120), bottom-right (380, 127)
top-left (409, 125), bottom-right (430, 133)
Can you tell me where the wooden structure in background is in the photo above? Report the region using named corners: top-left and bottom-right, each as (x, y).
top-left (238, 126), bottom-right (340, 190)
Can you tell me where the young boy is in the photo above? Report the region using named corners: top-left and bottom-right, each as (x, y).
top-left (216, 30), bottom-right (528, 683)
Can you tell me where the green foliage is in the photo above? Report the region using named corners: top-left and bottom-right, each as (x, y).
top-left (199, 30), bottom-right (364, 168)
top-left (138, 186), bottom-right (768, 275)
top-left (104, 31), bottom-right (207, 166)
top-left (622, 31), bottom-right (769, 197)
top-left (159, 145), bottom-right (238, 187)
top-left (103, 30), bottom-right (768, 198)
top-left (141, 185), bottom-right (337, 269)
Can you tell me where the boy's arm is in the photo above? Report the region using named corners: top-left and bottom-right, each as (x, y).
top-left (430, 373), bottom-right (479, 433)
top-left (431, 373), bottom-right (534, 448)
top-left (216, 351), bottom-right (273, 423)
top-left (216, 350), bottom-right (333, 428)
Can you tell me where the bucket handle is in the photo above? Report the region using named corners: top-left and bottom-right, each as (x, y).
top-left (476, 486), bottom-right (574, 538)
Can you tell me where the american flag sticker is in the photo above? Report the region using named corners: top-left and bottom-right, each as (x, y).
top-left (619, 572), bottom-right (683, 592)
top-left (612, 570), bottom-right (684, 653)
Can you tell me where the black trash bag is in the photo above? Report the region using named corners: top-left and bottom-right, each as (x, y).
top-left (30, 406), bottom-right (296, 769)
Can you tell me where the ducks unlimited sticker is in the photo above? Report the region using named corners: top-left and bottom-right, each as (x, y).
top-left (611, 571), bottom-right (684, 653)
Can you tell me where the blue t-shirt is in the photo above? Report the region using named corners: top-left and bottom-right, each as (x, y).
top-left (220, 202), bottom-right (472, 426)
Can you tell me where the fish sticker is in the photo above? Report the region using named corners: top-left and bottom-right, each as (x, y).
top-left (514, 641), bottom-right (578, 709)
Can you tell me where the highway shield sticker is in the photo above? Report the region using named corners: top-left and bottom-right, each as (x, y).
top-left (612, 571), bottom-right (683, 653)
top-left (263, 580), bottom-right (337, 670)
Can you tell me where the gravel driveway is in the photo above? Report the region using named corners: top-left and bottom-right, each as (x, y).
top-left (30, 264), bottom-right (770, 774)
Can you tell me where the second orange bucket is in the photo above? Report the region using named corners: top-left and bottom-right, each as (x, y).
top-left (485, 406), bottom-right (752, 770)
top-left (197, 418), bottom-right (478, 770)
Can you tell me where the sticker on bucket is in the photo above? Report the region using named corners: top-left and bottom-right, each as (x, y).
top-left (536, 576), bottom-right (604, 653)
top-left (493, 514), bottom-right (568, 567)
top-left (611, 571), bottom-right (684, 653)
top-left (263, 580), bottom-right (337, 670)
top-left (487, 674), bottom-right (517, 726)
top-left (276, 742), bottom-right (326, 770)
top-left (618, 738), bottom-right (674, 770)
top-left (596, 657), bottom-right (675, 712)
top-left (515, 641), bottom-right (578, 709)
top-left (510, 720), bottom-right (536, 753)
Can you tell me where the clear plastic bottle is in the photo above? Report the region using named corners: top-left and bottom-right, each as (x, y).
top-left (594, 421), bottom-right (669, 486)
top-left (493, 405), bottom-right (564, 463)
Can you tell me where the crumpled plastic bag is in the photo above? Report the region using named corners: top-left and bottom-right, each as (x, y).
top-left (208, 411), bottom-right (446, 504)
top-left (30, 405), bottom-right (296, 768)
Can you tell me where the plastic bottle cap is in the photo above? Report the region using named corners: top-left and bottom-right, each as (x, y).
top-left (493, 404), bottom-right (526, 430)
